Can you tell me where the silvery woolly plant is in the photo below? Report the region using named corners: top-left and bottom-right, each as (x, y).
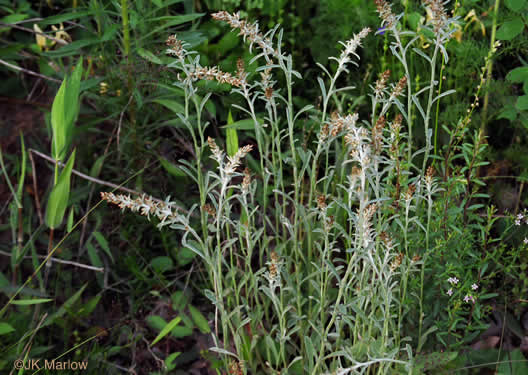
top-left (102, 0), bottom-right (488, 373)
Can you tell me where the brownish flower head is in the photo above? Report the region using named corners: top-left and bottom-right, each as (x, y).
top-left (242, 167), bottom-right (251, 192)
top-left (423, 0), bottom-right (448, 33)
top-left (391, 252), bottom-right (404, 270)
top-left (166, 34), bottom-right (185, 59)
top-left (189, 66), bottom-right (246, 87)
top-left (268, 251), bottom-right (280, 281)
top-left (366, 203), bottom-right (377, 220)
top-left (265, 87), bottom-right (274, 100)
top-left (236, 58), bottom-right (245, 76)
top-left (412, 254), bottom-right (421, 262)
top-left (202, 203), bottom-right (216, 216)
top-left (228, 360), bottom-right (243, 375)
top-left (208, 136), bottom-right (219, 153)
top-left (375, 0), bottom-right (397, 29)
top-left (391, 114), bottom-right (403, 133)
top-left (225, 144), bottom-right (254, 175)
top-left (391, 76), bottom-right (407, 98)
top-left (425, 165), bottom-right (435, 186)
top-left (372, 116), bottom-right (386, 153)
top-left (351, 166), bottom-right (361, 180)
top-left (375, 69), bottom-right (391, 98)
top-left (319, 123), bottom-right (329, 142)
top-left (405, 183), bottom-right (416, 201)
top-left (317, 194), bottom-right (327, 210)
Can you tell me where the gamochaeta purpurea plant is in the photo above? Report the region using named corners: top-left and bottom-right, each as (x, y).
top-left (102, 0), bottom-right (497, 373)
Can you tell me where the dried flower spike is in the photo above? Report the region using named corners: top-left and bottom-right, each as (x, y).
top-left (188, 66), bottom-right (246, 88)
top-left (375, 0), bottom-right (397, 29)
top-left (212, 11), bottom-right (276, 61)
top-left (375, 69), bottom-right (391, 99)
top-left (166, 34), bottom-right (186, 59)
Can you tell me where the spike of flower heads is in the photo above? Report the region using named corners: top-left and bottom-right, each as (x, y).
top-left (374, 69), bottom-right (391, 99)
top-left (100, 192), bottom-right (184, 229)
top-left (241, 167), bottom-right (251, 194)
top-left (266, 251), bottom-right (282, 289)
top-left (212, 11), bottom-right (277, 62)
top-left (375, 0), bottom-right (397, 29)
top-left (372, 116), bottom-right (386, 153)
top-left (423, 0), bottom-right (448, 33)
top-left (389, 76), bottom-right (407, 100)
top-left (332, 28), bottom-right (371, 75)
top-left (187, 66), bottom-right (247, 88)
top-left (166, 34), bottom-right (187, 59)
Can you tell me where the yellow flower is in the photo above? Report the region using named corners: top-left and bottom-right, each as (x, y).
top-left (51, 23), bottom-right (72, 43)
top-left (33, 24), bottom-right (47, 51)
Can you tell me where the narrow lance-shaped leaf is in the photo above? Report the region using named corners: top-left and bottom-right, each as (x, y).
top-left (45, 150), bottom-right (76, 229)
top-left (226, 110), bottom-right (239, 157)
top-left (50, 58), bottom-right (83, 161)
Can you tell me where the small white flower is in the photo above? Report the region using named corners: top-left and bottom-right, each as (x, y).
top-left (463, 295), bottom-right (472, 303)
top-left (524, 238), bottom-right (528, 245)
top-left (515, 219), bottom-right (521, 226)
top-left (447, 288), bottom-right (453, 296)
top-left (471, 283), bottom-right (478, 290)
top-left (448, 277), bottom-right (459, 285)
top-left (517, 213), bottom-right (524, 220)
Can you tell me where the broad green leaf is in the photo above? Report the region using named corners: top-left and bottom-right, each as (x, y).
top-left (174, 247), bottom-right (195, 266)
top-left (50, 58), bottom-right (83, 161)
top-left (497, 104), bottom-right (518, 121)
top-left (165, 351), bottom-right (181, 371)
top-left (77, 294), bottom-right (101, 317)
top-left (222, 117), bottom-right (263, 130)
top-left (146, 315), bottom-right (166, 331)
top-left (50, 76), bottom-right (68, 161)
top-left (40, 10), bottom-right (94, 25)
top-left (66, 207), bottom-right (74, 233)
top-left (93, 231), bottom-right (114, 263)
top-left (150, 256), bottom-right (174, 273)
top-left (159, 157), bottom-right (186, 177)
top-left (1, 14), bottom-right (28, 24)
top-left (496, 18), bottom-right (525, 40)
top-left (150, 316), bottom-right (182, 346)
top-left (506, 66), bottom-right (528, 83)
top-left (11, 298), bottom-right (53, 305)
top-left (45, 150), bottom-right (76, 229)
top-left (64, 58), bottom-right (83, 142)
top-left (171, 291), bottom-right (189, 311)
top-left (188, 305), bottom-right (210, 333)
top-left (43, 39), bottom-right (99, 58)
top-left (86, 242), bottom-right (104, 288)
top-left (505, 0), bottom-right (527, 12)
top-left (141, 14), bottom-right (205, 41)
top-left (89, 154), bottom-right (106, 177)
top-left (153, 99), bottom-right (185, 114)
top-left (170, 324), bottom-right (193, 338)
top-left (516, 95), bottom-right (528, 111)
top-left (226, 110), bottom-right (239, 157)
top-left (42, 283), bottom-right (88, 328)
top-left (136, 47), bottom-right (162, 65)
top-left (497, 349), bottom-right (528, 374)
top-left (0, 322), bottom-right (15, 335)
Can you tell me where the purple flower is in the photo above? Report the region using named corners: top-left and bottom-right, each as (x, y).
top-left (377, 27), bottom-right (387, 35)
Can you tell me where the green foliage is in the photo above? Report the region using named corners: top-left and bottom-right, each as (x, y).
top-left (45, 150), bottom-right (76, 229)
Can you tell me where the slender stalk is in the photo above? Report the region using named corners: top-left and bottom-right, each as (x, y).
top-left (480, 0), bottom-right (500, 142)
